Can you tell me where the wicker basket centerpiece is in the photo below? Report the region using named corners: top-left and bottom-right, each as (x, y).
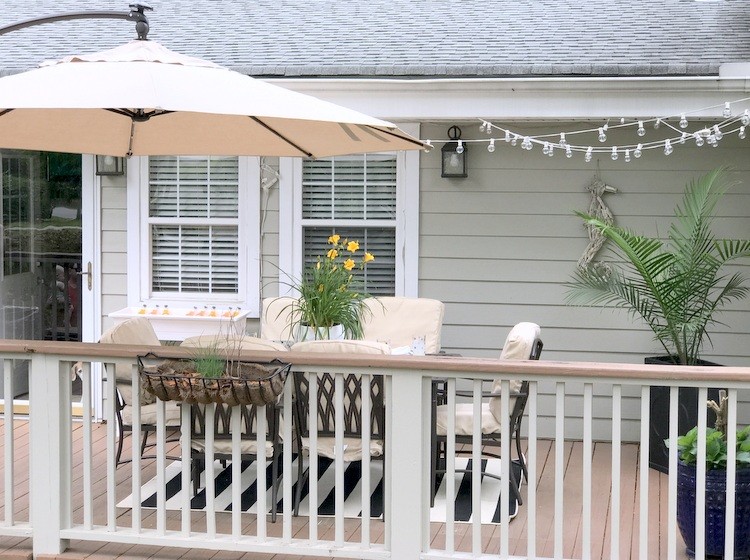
top-left (138, 354), bottom-right (290, 406)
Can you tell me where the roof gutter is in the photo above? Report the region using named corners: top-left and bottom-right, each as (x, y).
top-left (264, 74), bottom-right (750, 121)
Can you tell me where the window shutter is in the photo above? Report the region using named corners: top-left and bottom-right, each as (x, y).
top-left (149, 156), bottom-right (239, 295)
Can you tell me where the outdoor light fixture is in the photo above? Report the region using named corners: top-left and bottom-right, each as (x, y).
top-left (441, 125), bottom-right (467, 178)
top-left (96, 155), bottom-right (124, 176)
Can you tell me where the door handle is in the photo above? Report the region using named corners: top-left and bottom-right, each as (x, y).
top-left (77, 261), bottom-right (93, 291)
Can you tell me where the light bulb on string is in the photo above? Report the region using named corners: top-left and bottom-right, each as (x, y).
top-left (740, 126), bottom-right (746, 140)
top-left (637, 121), bottom-right (646, 137)
top-left (680, 132), bottom-right (688, 144)
top-left (707, 134), bottom-right (717, 147)
top-left (522, 137), bottom-right (533, 150)
top-left (542, 142), bottom-right (550, 155)
top-left (585, 147), bottom-right (593, 163)
top-left (713, 125), bottom-right (723, 141)
top-left (620, 117), bottom-right (625, 124)
top-left (664, 140), bottom-right (673, 155)
top-left (547, 144), bottom-right (554, 157)
top-left (634, 143), bottom-right (643, 158)
top-left (679, 114), bottom-right (688, 129)
top-left (480, 121), bottom-right (487, 133)
top-left (511, 135), bottom-right (518, 146)
top-left (598, 127), bottom-right (607, 142)
top-left (565, 145), bottom-right (573, 158)
top-left (611, 146), bottom-right (618, 160)
top-left (694, 132), bottom-right (704, 147)
top-left (742, 110), bottom-right (750, 126)
top-left (654, 118), bottom-right (661, 129)
top-left (486, 122), bottom-right (493, 135)
top-left (504, 130), bottom-right (511, 142)
top-left (456, 140), bottom-right (464, 154)
top-left (624, 149), bottom-right (631, 163)
top-left (723, 102), bottom-right (731, 118)
top-left (559, 133), bottom-right (567, 147)
top-left (487, 139), bottom-right (495, 153)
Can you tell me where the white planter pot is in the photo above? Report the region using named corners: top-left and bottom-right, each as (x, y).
top-left (296, 323), bottom-right (345, 342)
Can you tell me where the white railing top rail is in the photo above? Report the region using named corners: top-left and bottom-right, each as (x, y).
top-left (1, 338), bottom-right (748, 386)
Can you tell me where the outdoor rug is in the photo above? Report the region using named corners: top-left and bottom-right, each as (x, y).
top-left (118, 457), bottom-right (523, 524)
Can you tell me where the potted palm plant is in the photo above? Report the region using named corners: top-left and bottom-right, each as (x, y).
top-left (285, 233), bottom-right (375, 341)
top-left (566, 167), bottom-right (750, 471)
top-left (669, 392), bottom-right (750, 558)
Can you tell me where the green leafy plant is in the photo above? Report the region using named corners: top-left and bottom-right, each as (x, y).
top-left (671, 426), bottom-right (750, 470)
top-left (284, 234), bottom-right (375, 339)
top-left (566, 167), bottom-right (750, 365)
top-left (189, 342), bottom-right (226, 379)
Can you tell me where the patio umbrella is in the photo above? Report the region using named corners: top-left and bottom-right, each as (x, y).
top-left (0, 39), bottom-right (426, 157)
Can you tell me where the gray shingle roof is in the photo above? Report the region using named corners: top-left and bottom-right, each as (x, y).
top-left (0, 0), bottom-right (748, 78)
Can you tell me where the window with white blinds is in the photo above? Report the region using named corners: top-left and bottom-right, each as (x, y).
top-left (301, 154), bottom-right (397, 296)
top-left (148, 156), bottom-right (240, 295)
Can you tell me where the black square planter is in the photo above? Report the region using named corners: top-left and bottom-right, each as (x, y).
top-left (646, 356), bottom-right (722, 474)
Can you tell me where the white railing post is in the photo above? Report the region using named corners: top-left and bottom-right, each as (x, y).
top-left (29, 354), bottom-right (71, 555)
top-left (388, 370), bottom-right (425, 558)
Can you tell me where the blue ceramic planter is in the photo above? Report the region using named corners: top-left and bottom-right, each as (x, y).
top-left (676, 461), bottom-right (750, 559)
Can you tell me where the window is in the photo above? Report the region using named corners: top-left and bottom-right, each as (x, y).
top-left (130, 156), bottom-right (260, 315)
top-left (301, 155), bottom-right (397, 296)
top-left (279, 123), bottom-right (420, 298)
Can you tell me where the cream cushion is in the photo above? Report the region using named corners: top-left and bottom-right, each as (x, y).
top-left (290, 339), bottom-right (391, 354)
top-left (190, 438), bottom-right (274, 457)
top-left (361, 297), bottom-right (445, 354)
top-left (181, 334), bottom-right (288, 352)
top-left (260, 297), bottom-right (297, 341)
top-left (436, 322), bottom-right (541, 436)
top-left (301, 436), bottom-right (383, 461)
top-left (121, 401), bottom-right (183, 426)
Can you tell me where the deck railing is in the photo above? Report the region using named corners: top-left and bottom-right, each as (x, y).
top-left (0, 339), bottom-right (749, 559)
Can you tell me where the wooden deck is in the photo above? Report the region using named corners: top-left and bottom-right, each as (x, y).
top-left (0, 419), bottom-right (689, 560)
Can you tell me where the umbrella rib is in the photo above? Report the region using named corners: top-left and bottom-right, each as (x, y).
top-left (357, 125), bottom-right (427, 149)
top-left (250, 116), bottom-right (314, 158)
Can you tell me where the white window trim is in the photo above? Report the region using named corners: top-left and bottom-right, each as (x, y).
top-left (278, 122), bottom-right (420, 297)
top-left (126, 156), bottom-right (261, 317)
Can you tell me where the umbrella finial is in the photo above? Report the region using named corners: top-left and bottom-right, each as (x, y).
top-left (127, 3), bottom-right (153, 40)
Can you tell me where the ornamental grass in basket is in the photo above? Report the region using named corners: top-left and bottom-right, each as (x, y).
top-left (139, 338), bottom-right (290, 406)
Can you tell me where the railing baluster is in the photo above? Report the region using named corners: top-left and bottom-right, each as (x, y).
top-left (205, 403), bottom-right (216, 538)
top-left (361, 372), bottom-right (371, 547)
top-left (639, 385), bottom-right (650, 560)
top-left (256, 402), bottom-right (267, 541)
top-left (471, 379), bottom-right (482, 555)
top-left (3, 359), bottom-right (14, 526)
top-left (130, 363), bottom-right (142, 533)
top-left (180, 402), bottom-right (191, 537)
top-left (445, 377), bottom-right (456, 554)
top-left (554, 381), bottom-right (565, 560)
top-left (695, 387), bottom-right (708, 560)
top-left (81, 362), bottom-right (93, 530)
top-left (667, 386), bottom-right (678, 560)
top-left (582, 382), bottom-right (593, 560)
top-left (611, 384), bottom-right (621, 560)
top-left (334, 372), bottom-right (344, 547)
top-left (725, 388), bottom-right (737, 559)
top-left (105, 362), bottom-right (117, 532)
top-left (231, 403), bottom-right (241, 538)
top-left (527, 381), bottom-right (538, 560)
top-left (499, 379), bottom-right (510, 560)
top-left (156, 397), bottom-right (167, 535)
top-left (282, 377), bottom-right (293, 542)
top-left (308, 372), bottom-right (318, 542)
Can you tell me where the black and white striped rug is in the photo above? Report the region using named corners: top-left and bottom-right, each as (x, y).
top-left (118, 457), bottom-right (522, 524)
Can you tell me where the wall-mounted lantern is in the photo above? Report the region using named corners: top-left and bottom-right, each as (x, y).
top-left (441, 125), bottom-right (467, 178)
top-left (95, 155), bottom-right (125, 176)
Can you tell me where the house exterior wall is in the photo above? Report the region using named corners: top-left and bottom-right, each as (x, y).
top-left (100, 175), bottom-right (128, 333)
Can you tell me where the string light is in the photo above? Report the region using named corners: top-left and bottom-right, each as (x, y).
top-left (425, 96), bottom-right (750, 162)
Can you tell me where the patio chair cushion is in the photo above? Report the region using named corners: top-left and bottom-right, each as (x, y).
top-left (435, 402), bottom-right (505, 436)
top-left (260, 297), bottom-right (297, 341)
top-left (488, 322), bottom-right (541, 424)
top-left (100, 317), bottom-right (161, 405)
top-left (190, 438), bottom-right (274, 457)
top-left (121, 400), bottom-right (182, 426)
top-left (300, 436), bottom-right (383, 461)
top-left (361, 297), bottom-right (445, 354)
top-left (181, 334), bottom-right (288, 352)
top-left (290, 339), bottom-right (391, 354)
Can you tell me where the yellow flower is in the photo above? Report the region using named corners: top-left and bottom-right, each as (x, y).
top-left (318, 284), bottom-right (324, 292)
top-left (347, 241), bottom-right (360, 253)
top-left (343, 259), bottom-right (356, 271)
top-left (363, 252), bottom-right (375, 263)
top-left (316, 261), bottom-right (321, 270)
top-left (328, 234), bottom-right (340, 245)
top-left (327, 249), bottom-right (338, 259)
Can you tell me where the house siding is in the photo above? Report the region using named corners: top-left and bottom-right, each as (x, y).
top-left (419, 121), bottom-right (750, 439)
top-left (100, 178), bottom-right (128, 332)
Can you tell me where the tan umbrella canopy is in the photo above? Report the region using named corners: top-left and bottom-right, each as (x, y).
top-left (0, 39), bottom-right (427, 157)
